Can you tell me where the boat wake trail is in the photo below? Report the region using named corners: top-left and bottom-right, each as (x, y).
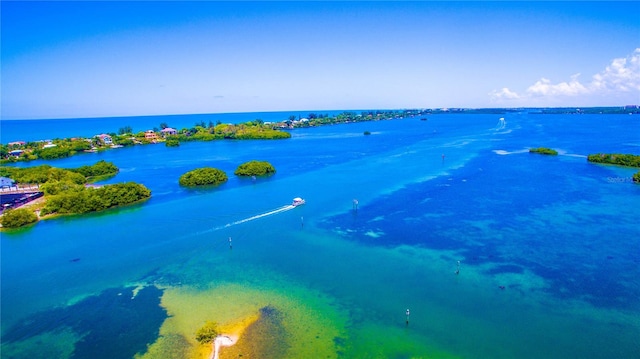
top-left (208, 205), bottom-right (296, 232)
top-left (224, 205), bottom-right (295, 228)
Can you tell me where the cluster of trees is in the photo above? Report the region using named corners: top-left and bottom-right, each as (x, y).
top-left (0, 161), bottom-right (151, 228)
top-left (284, 110), bottom-right (426, 128)
top-left (180, 160), bottom-right (276, 187)
top-left (587, 153), bottom-right (640, 167)
top-left (179, 168), bottom-right (228, 186)
top-left (1, 139), bottom-right (94, 163)
top-left (1, 120), bottom-right (292, 164)
top-left (40, 182), bottom-right (151, 215)
top-left (71, 160), bottom-right (119, 179)
top-left (0, 161), bottom-right (118, 185)
top-left (1, 208), bottom-right (39, 228)
top-left (165, 137), bottom-right (180, 147)
top-left (234, 160), bottom-right (276, 176)
top-left (112, 121), bottom-right (291, 147)
top-left (195, 321), bottom-right (219, 344)
top-left (529, 147), bottom-right (558, 155)
top-left (1, 164), bottom-right (85, 185)
top-left (587, 153), bottom-right (640, 185)
top-left (172, 122), bottom-right (291, 143)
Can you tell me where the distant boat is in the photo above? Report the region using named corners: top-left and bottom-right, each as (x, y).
top-left (292, 197), bottom-right (305, 206)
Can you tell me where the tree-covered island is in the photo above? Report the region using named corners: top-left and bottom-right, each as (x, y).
top-left (179, 168), bottom-right (228, 187)
top-left (529, 147), bottom-right (558, 155)
top-left (0, 161), bottom-right (150, 228)
top-left (234, 160), bottom-right (276, 177)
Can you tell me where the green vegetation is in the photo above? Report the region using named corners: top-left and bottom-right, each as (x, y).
top-left (179, 168), bottom-right (228, 186)
top-left (529, 147), bottom-right (558, 155)
top-left (165, 137), bottom-right (180, 147)
top-left (0, 165), bottom-right (86, 185)
top-left (633, 171), bottom-right (640, 183)
top-left (234, 160), bottom-right (276, 176)
top-left (41, 182), bottom-right (151, 215)
top-left (1, 208), bottom-right (38, 228)
top-left (195, 321), bottom-right (219, 345)
top-left (0, 161), bottom-right (151, 227)
top-left (1, 120), bottom-right (291, 164)
top-left (1, 161), bottom-right (119, 185)
top-left (174, 122), bottom-right (291, 142)
top-left (587, 153), bottom-right (640, 167)
top-left (363, 131), bottom-right (371, 135)
top-left (70, 160), bottom-right (119, 180)
top-left (37, 145), bottom-right (73, 160)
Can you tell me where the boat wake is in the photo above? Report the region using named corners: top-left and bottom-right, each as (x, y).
top-left (225, 205), bottom-right (295, 227)
top-left (213, 204), bottom-right (296, 231)
top-left (493, 149), bottom-right (530, 155)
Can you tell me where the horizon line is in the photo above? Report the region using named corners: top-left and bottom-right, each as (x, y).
top-left (2, 105), bottom-right (638, 121)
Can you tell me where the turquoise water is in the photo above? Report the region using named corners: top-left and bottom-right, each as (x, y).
top-left (1, 112), bottom-right (639, 358)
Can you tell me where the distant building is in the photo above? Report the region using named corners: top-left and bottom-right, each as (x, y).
top-left (0, 177), bottom-right (15, 188)
top-left (8, 141), bottom-right (25, 147)
top-left (144, 130), bottom-right (158, 141)
top-left (95, 134), bottom-right (113, 145)
top-left (161, 127), bottom-right (178, 136)
top-left (8, 150), bottom-right (24, 157)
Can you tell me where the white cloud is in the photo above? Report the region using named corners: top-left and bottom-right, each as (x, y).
top-left (489, 87), bottom-right (520, 100)
top-left (591, 48), bottom-right (640, 92)
top-left (526, 74), bottom-right (589, 97)
top-left (491, 48), bottom-right (640, 105)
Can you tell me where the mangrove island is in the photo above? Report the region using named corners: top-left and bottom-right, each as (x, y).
top-left (234, 161), bottom-right (276, 177)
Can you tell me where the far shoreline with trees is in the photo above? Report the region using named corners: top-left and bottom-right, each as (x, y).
top-left (2, 107), bottom-right (637, 164)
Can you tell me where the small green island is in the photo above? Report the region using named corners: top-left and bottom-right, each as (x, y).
top-left (529, 147), bottom-right (558, 155)
top-left (234, 160), bottom-right (276, 177)
top-left (0, 160), bottom-right (151, 228)
top-left (587, 153), bottom-right (640, 183)
top-left (195, 321), bottom-right (219, 344)
top-left (179, 168), bottom-right (228, 187)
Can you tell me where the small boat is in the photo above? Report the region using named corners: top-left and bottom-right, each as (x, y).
top-left (292, 197), bottom-right (305, 206)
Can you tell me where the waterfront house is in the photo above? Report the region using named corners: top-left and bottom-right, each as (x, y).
top-left (144, 130), bottom-right (158, 141)
top-left (95, 134), bottom-right (113, 145)
top-left (161, 127), bottom-right (178, 136)
top-left (8, 150), bottom-right (24, 157)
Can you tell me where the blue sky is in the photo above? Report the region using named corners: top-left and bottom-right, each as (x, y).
top-left (2, 1), bottom-right (639, 119)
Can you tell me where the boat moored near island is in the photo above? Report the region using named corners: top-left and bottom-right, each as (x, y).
top-left (292, 197), bottom-right (305, 206)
